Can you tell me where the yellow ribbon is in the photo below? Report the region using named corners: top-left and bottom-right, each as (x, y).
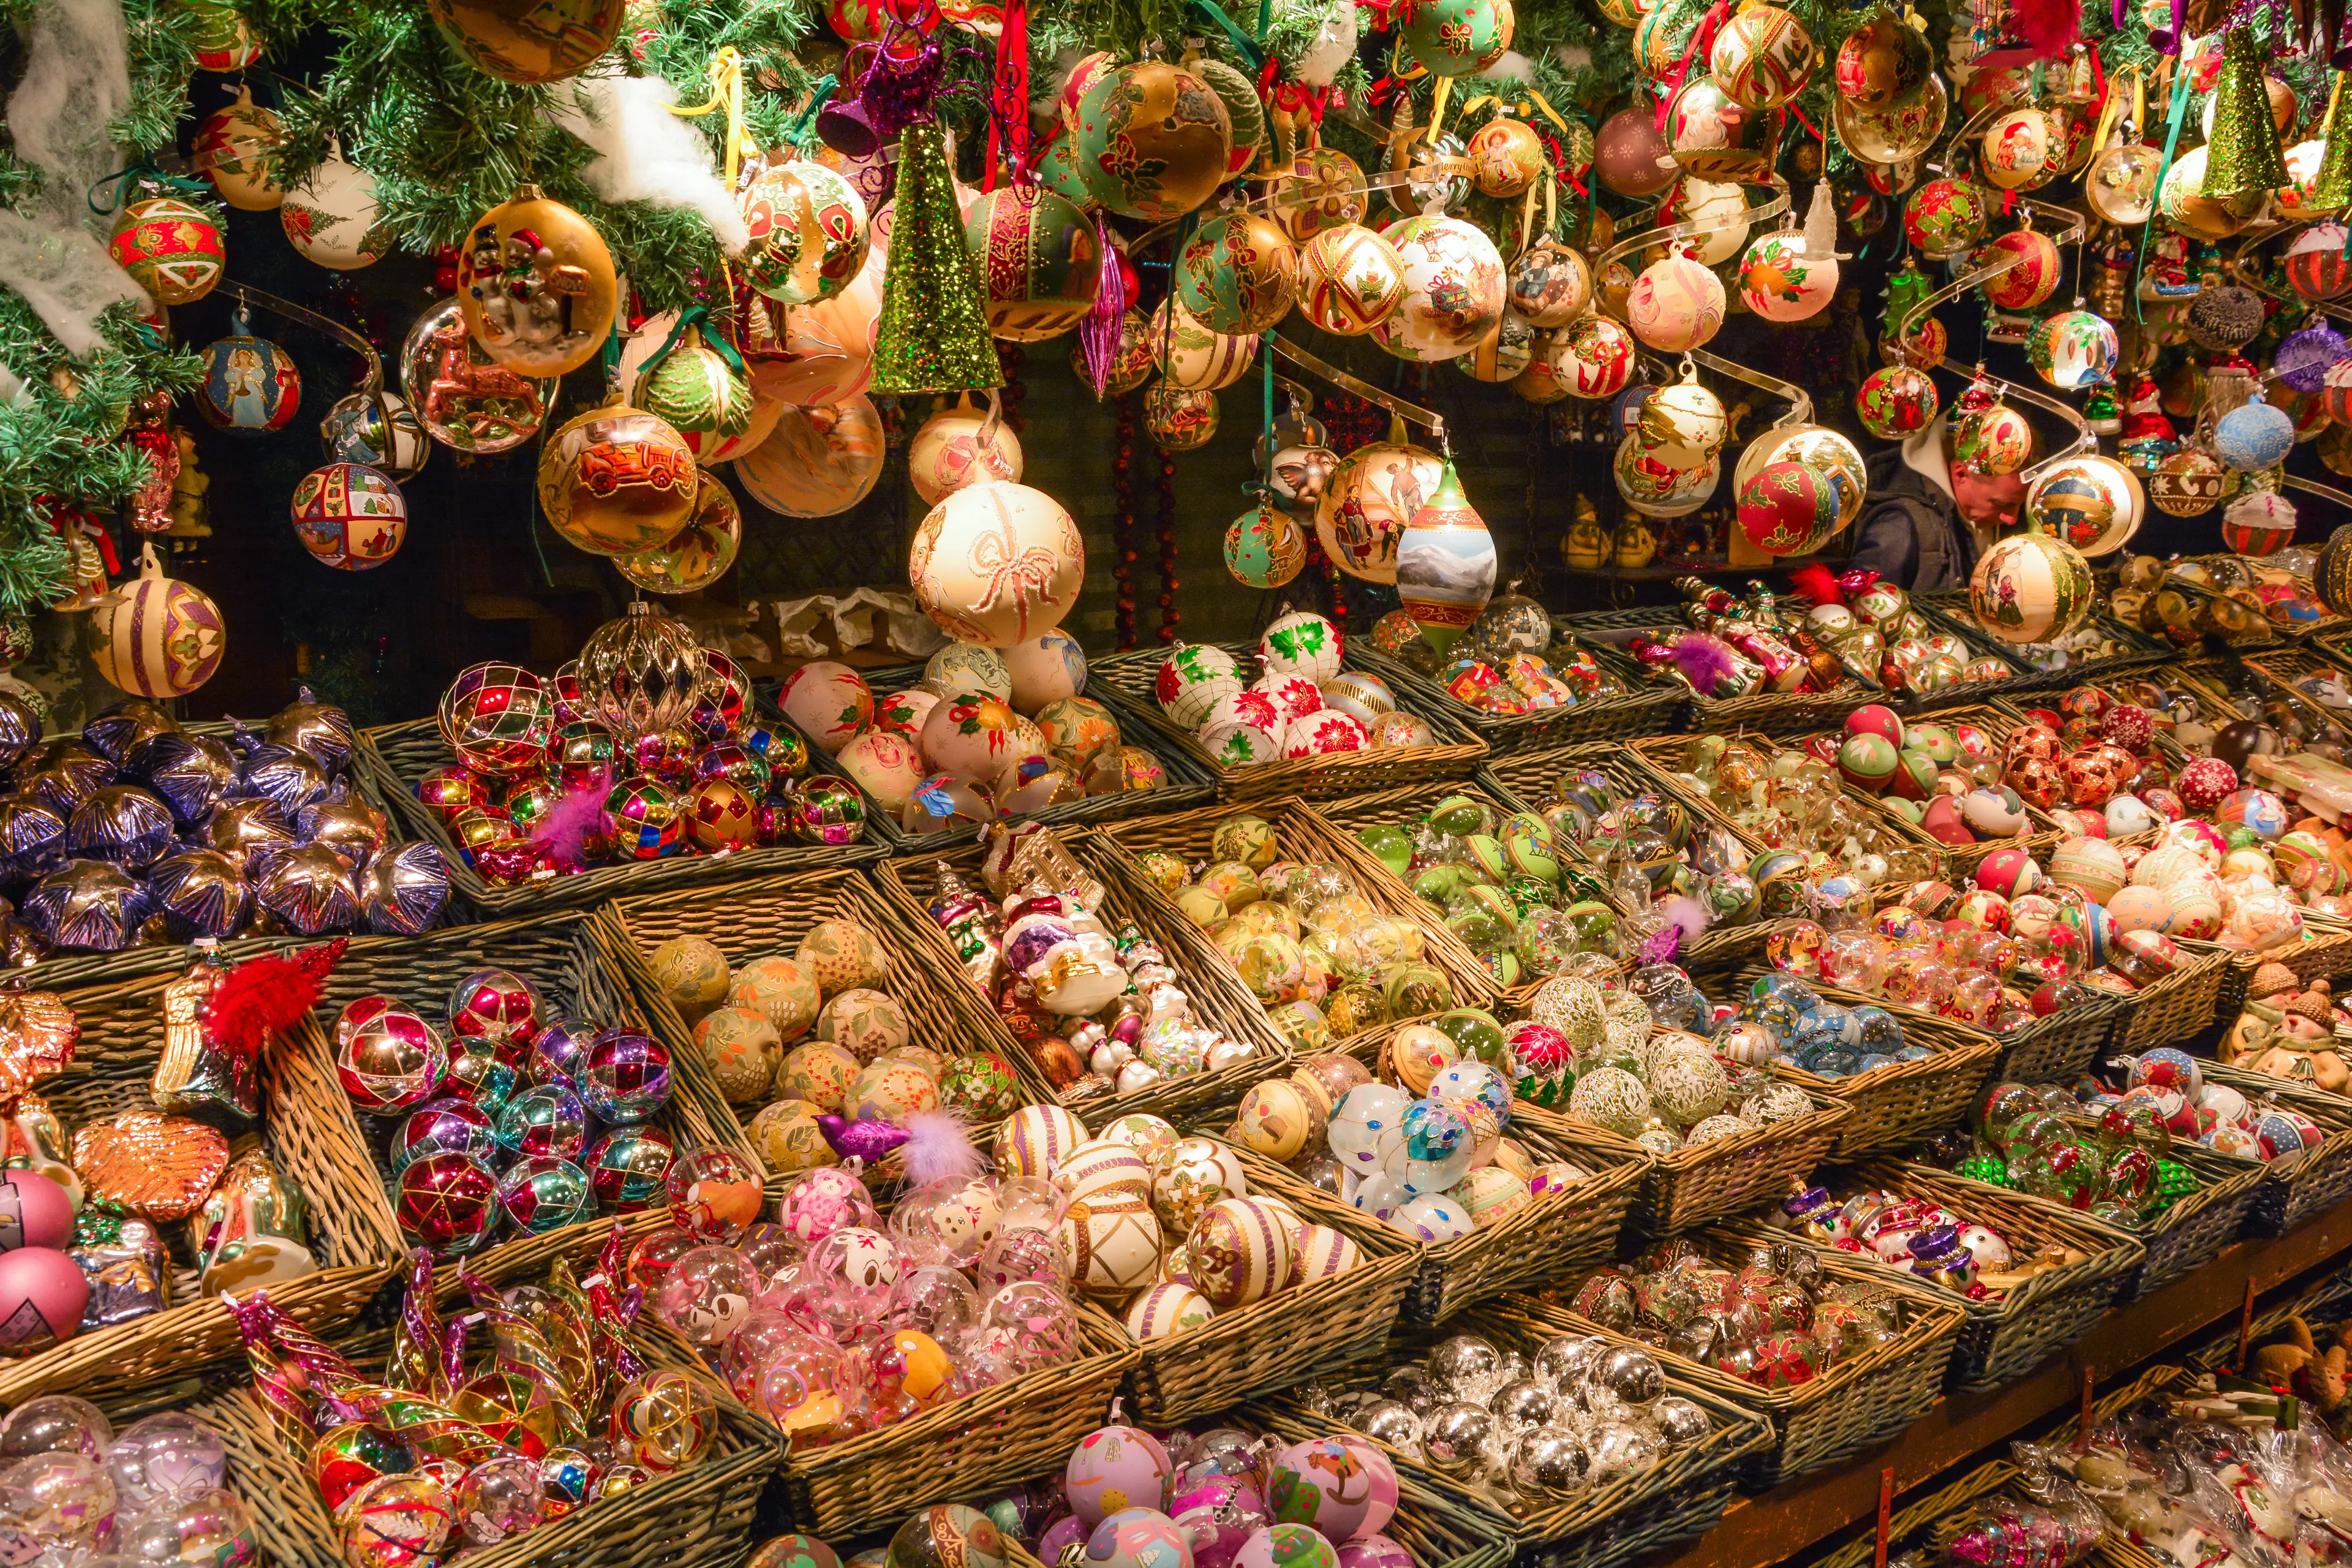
top-left (667, 45), bottom-right (748, 190)
top-left (2090, 62), bottom-right (2142, 156)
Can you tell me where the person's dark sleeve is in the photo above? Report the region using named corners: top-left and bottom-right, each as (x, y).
top-left (1844, 500), bottom-right (1919, 588)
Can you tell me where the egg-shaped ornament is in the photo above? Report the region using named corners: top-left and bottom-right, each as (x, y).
top-left (736, 398), bottom-right (887, 518)
top-left (1738, 229), bottom-right (1836, 322)
top-left (1980, 108), bottom-right (2063, 190)
top-left (1399, 0), bottom-right (1513, 76)
top-left (536, 400), bottom-right (696, 556)
top-left (1073, 61), bottom-right (1234, 222)
top-left (1299, 225), bottom-right (1408, 336)
top-left (962, 184), bottom-right (1099, 341)
top-left (424, 0), bottom-right (622, 81)
top-left (86, 546), bottom-right (225, 698)
top-left (1626, 247), bottom-right (1725, 352)
top-left (1373, 216), bottom-right (1506, 363)
top-left (1547, 315), bottom-right (1636, 399)
top-left (1226, 501), bottom-right (1309, 590)
top-left (196, 307), bottom-right (301, 434)
top-left (1710, 2), bottom-right (1815, 108)
top-left (1855, 364), bottom-right (1939, 440)
top-left (2026, 309), bottom-right (2119, 390)
top-left (1975, 228), bottom-right (2060, 311)
top-left (2286, 223), bottom-right (2352, 301)
top-left (617, 473), bottom-right (742, 595)
top-left (321, 390), bottom-right (429, 480)
top-left (400, 298), bottom-right (551, 455)
top-left (1507, 240), bottom-right (1591, 328)
top-left (280, 149), bottom-right (385, 270)
top-left (456, 185), bottom-right (619, 379)
top-left (1275, 145), bottom-right (1370, 243)
top-left (290, 462), bottom-right (407, 570)
top-left (634, 317), bottom-right (760, 463)
top-left (109, 194), bottom-right (225, 306)
top-left (1468, 115), bottom-right (1547, 197)
top-left (1315, 443), bottom-right (1447, 582)
top-left (195, 88), bottom-right (284, 211)
top-left (910, 480), bottom-right (1086, 648)
top-left (741, 159), bottom-right (872, 307)
top-left (909, 393), bottom-right (1023, 506)
top-left (1970, 519), bottom-right (2095, 644)
top-left (1901, 178), bottom-right (1987, 258)
top-left (1150, 298), bottom-right (1256, 391)
top-left (2024, 454), bottom-right (2143, 556)
top-left (1395, 461), bottom-right (1496, 657)
top-left (1176, 210), bottom-right (1298, 336)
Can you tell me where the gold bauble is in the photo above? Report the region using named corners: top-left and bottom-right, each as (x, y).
top-left (1144, 382), bottom-right (1219, 451)
top-left (456, 184), bottom-right (619, 379)
top-left (424, 0), bottom-right (624, 83)
top-left (535, 401), bottom-right (697, 556)
top-left (616, 475), bottom-right (742, 595)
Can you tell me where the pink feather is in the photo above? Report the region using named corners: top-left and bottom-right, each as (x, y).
top-left (530, 788), bottom-right (608, 870)
top-left (1661, 895), bottom-right (1712, 943)
top-left (900, 1109), bottom-right (983, 1188)
top-left (1670, 634), bottom-right (1741, 696)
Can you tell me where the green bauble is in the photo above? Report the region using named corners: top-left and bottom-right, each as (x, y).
top-left (1224, 501), bottom-right (1308, 589)
top-left (1401, 0), bottom-right (1515, 76)
top-left (1073, 61), bottom-right (1234, 222)
top-left (1192, 56), bottom-right (1266, 175)
top-left (1035, 133), bottom-right (1098, 210)
top-left (1176, 209), bottom-right (1298, 335)
top-left (636, 318), bottom-right (756, 460)
top-left (962, 184), bottom-right (1102, 342)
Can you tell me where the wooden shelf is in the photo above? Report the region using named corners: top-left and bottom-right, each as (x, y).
top-left (1659, 1199), bottom-right (2352, 1568)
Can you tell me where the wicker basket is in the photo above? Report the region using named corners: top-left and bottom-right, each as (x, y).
top-left (873, 833), bottom-right (1292, 1124)
top-left (1259, 1312), bottom-right (1770, 1568)
top-left (1093, 797), bottom-right (1502, 1054)
top-left (1348, 623), bottom-right (1687, 757)
top-left (1518, 1092), bottom-right (1849, 1239)
top-left (1088, 643), bottom-right (1490, 802)
top-left (2198, 1058), bottom-right (2352, 1237)
top-left (213, 1227), bottom-right (778, 1568)
top-left (1235, 1415), bottom-right (1520, 1568)
top-left (1555, 606), bottom-right (1885, 736)
top-left (1912, 591), bottom-right (2173, 695)
top-left (0, 968), bottom-right (401, 1412)
top-left (1811, 1460), bottom-right (2020, 1568)
top-left (271, 909), bottom-right (753, 1279)
top-left (757, 663), bottom-right (1221, 854)
top-left (2191, 918), bottom-right (2352, 1022)
top-left (1122, 1140), bottom-right (1418, 1422)
top-left (358, 715), bottom-right (884, 918)
top-left (1497, 1232), bottom-right (1967, 1488)
top-left (600, 867), bottom-right (1064, 1186)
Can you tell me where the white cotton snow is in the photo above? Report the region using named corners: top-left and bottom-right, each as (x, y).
top-left (2, 0), bottom-right (146, 350)
top-left (547, 73), bottom-right (753, 255)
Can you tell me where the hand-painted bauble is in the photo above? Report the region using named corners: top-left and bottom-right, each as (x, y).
top-left (290, 462), bottom-right (407, 571)
top-left (2286, 223), bottom-right (2352, 301)
top-left (1674, 178), bottom-right (1751, 265)
top-left (1274, 146), bottom-right (1370, 243)
top-left (1835, 15), bottom-right (1931, 107)
top-left (2149, 450), bottom-right (2226, 516)
top-left (535, 403), bottom-right (695, 556)
top-left (281, 153), bottom-right (384, 270)
top-left (1638, 377), bottom-right (1727, 465)
top-left (1395, 462), bottom-right (1496, 656)
top-left (1072, 61), bottom-right (1233, 222)
top-left (1979, 108), bottom-right (2061, 190)
top-left (736, 396), bottom-right (887, 519)
top-left (1507, 241), bottom-right (1591, 328)
top-left (1626, 249), bottom-right (1724, 352)
top-left (1969, 524), bottom-right (2095, 644)
top-left (1191, 56), bottom-right (1266, 176)
top-left (1855, 364), bottom-right (1939, 439)
top-left (195, 88), bottom-right (284, 211)
top-left (1974, 229), bottom-right (2059, 310)
top-left (2273, 322), bottom-right (2346, 394)
top-left (2185, 284), bottom-right (2264, 352)
top-left (1664, 75), bottom-right (1781, 183)
top-left (1738, 459), bottom-right (1845, 556)
top-left (2220, 490), bottom-right (2297, 556)
top-left (1468, 116), bottom-right (1547, 197)
top-left (1950, 399), bottom-right (2033, 476)
top-left (1297, 224), bottom-right (1406, 338)
top-left (1143, 383), bottom-right (1219, 451)
top-left (1900, 178), bottom-right (1986, 258)
top-left (1594, 107), bottom-right (1675, 197)
top-left (909, 394), bottom-right (1024, 506)
top-left (455, 186), bottom-right (619, 378)
top-left (196, 310), bottom-right (301, 434)
top-left (2025, 454), bottom-right (2143, 556)
top-left (2025, 309), bottom-right (2118, 391)
top-left (321, 390), bottom-right (428, 480)
top-left (751, 243), bottom-right (884, 409)
top-left (960, 184), bottom-right (1099, 342)
top-left (635, 322), bottom-right (759, 462)
top-left (1737, 231), bottom-right (1835, 322)
top-left (1710, 2), bottom-right (1814, 108)
top-left (1732, 423), bottom-right (1864, 514)
top-left (1371, 216), bottom-right (1506, 363)
top-left (399, 298), bottom-right (549, 454)
top-left (109, 195), bottom-right (225, 306)
top-left (741, 160), bottom-right (871, 308)
top-left (910, 480), bottom-right (1085, 648)
top-left (617, 474), bottom-right (742, 595)
top-left (1455, 312), bottom-right (1536, 383)
top-left (1226, 502), bottom-right (1308, 590)
top-left (2215, 397), bottom-right (2296, 473)
top-left (424, 0), bottom-right (621, 81)
top-left (1314, 443), bottom-right (1446, 582)
top-left (1399, 0), bottom-right (1513, 76)
top-left (1546, 315), bottom-right (1636, 400)
top-left (1175, 210), bottom-right (1297, 336)
top-left (1150, 298), bottom-right (1256, 391)
top-left (2158, 146), bottom-right (2254, 241)
top-left (87, 548), bottom-right (224, 699)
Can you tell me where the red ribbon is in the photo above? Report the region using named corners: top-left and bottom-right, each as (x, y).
top-left (984, 0), bottom-right (1032, 190)
top-left (1655, 0), bottom-right (1732, 130)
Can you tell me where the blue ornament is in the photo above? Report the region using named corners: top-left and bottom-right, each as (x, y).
top-left (1853, 1005), bottom-right (1905, 1055)
top-left (2214, 397), bottom-right (2294, 472)
top-left (195, 306), bottom-right (302, 435)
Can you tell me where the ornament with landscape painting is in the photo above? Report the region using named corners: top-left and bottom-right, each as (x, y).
top-left (1315, 443), bottom-right (1446, 583)
top-left (1396, 461), bottom-right (1496, 655)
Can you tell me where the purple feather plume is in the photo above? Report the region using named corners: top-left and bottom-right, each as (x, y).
top-left (530, 788), bottom-right (607, 871)
top-left (1668, 634), bottom-right (1741, 698)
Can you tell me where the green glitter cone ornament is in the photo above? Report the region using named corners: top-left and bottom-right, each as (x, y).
top-left (2311, 72), bottom-right (2352, 213)
top-left (2203, 28), bottom-right (2289, 202)
top-left (871, 118), bottom-right (1005, 395)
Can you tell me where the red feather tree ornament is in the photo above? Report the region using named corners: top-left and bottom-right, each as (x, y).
top-left (206, 938), bottom-right (349, 1062)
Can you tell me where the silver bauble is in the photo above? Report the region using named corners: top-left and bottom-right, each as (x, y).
top-left (1356, 1400), bottom-right (1425, 1454)
top-left (1591, 1345), bottom-right (1666, 1406)
top-left (1585, 1422), bottom-right (1665, 1487)
top-left (1652, 1396), bottom-right (1713, 1445)
top-left (1379, 1365), bottom-right (1434, 1411)
top-left (1532, 1335), bottom-right (1597, 1392)
top-left (1488, 1378), bottom-right (1566, 1433)
top-left (1422, 1403), bottom-right (1493, 1477)
top-left (1427, 1335), bottom-right (1503, 1391)
top-left (1508, 1427), bottom-right (1593, 1499)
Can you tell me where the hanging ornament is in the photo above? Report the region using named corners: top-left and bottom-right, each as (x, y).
top-left (1314, 442), bottom-right (1444, 582)
top-left (537, 399), bottom-right (696, 556)
top-left (1732, 423), bottom-right (1864, 511)
top-left (2085, 139), bottom-right (2160, 225)
top-left (873, 118), bottom-right (1005, 394)
top-left (741, 159), bottom-right (872, 307)
top-left (1507, 240), bottom-right (1591, 328)
top-left (1175, 211), bottom-right (1298, 336)
top-left (2185, 283), bottom-right (2263, 351)
top-left (1370, 217), bottom-right (1506, 363)
top-left (2276, 322), bottom-right (2348, 392)
top-left (1224, 500), bottom-right (1308, 589)
top-left (1855, 364), bottom-right (1939, 439)
top-left (2222, 489), bottom-right (2297, 555)
top-left (2026, 309), bottom-right (2119, 390)
top-left (1978, 108), bottom-right (2062, 191)
top-left (963, 184), bottom-right (1101, 342)
top-left (289, 462), bottom-right (407, 570)
top-left (1298, 225), bottom-right (1407, 336)
top-left (2150, 449), bottom-right (2228, 514)
top-left (320, 390), bottom-right (428, 480)
top-left (1901, 177), bottom-right (1986, 258)
top-left (456, 185), bottom-right (619, 379)
top-left (2025, 454), bottom-right (2144, 556)
top-left (86, 546), bottom-right (224, 698)
top-left (281, 148), bottom-right (384, 270)
top-left (1269, 443), bottom-right (1338, 508)
top-left (1401, 0), bottom-right (1513, 75)
top-left (1665, 77), bottom-right (1782, 184)
top-left (195, 306), bottom-right (301, 435)
top-left (576, 602), bottom-right (707, 742)
top-left (1627, 246), bottom-right (1725, 351)
top-left (1736, 459), bottom-right (1845, 555)
top-left (734, 396), bottom-right (886, 517)
top-left (617, 473), bottom-right (741, 595)
top-left (909, 480), bottom-right (1085, 647)
top-left (1969, 518), bottom-right (2095, 644)
top-left (1548, 314), bottom-right (1637, 399)
top-left (1143, 382), bottom-right (1219, 450)
top-left (194, 87), bottom-right (284, 211)
top-left (2286, 223), bottom-right (2352, 300)
top-left (182, 0), bottom-right (260, 70)
top-left (2202, 27), bottom-right (2289, 202)
top-left (2159, 148), bottom-right (2253, 241)
top-left (1835, 14), bottom-right (1932, 108)
top-left (108, 194), bottom-right (225, 306)
top-left (398, 297), bottom-right (550, 454)
top-left (1072, 307), bottom-right (1155, 395)
top-left (1395, 460), bottom-right (1496, 655)
top-left (1639, 372), bottom-right (1727, 465)
top-left (1636, 0), bottom-right (1706, 78)
top-left (1467, 115), bottom-right (1547, 198)
top-left (1737, 228), bottom-right (1834, 323)
top-left (2310, 72), bottom-right (2352, 214)
top-left (1273, 147), bottom-right (1369, 243)
top-left (1711, 3), bottom-right (1815, 110)
top-left (2215, 394), bottom-right (2295, 472)
top-left (1676, 178), bottom-right (1752, 265)
top-left (1594, 107), bottom-right (1676, 197)
top-left (1072, 62), bottom-right (1233, 221)
top-left (752, 244), bottom-right (886, 408)
top-left (1974, 228), bottom-right (2060, 311)
top-left (910, 391), bottom-right (1024, 505)
top-left (1457, 312), bottom-right (1536, 382)
top-left (635, 312), bottom-right (760, 462)
top-left (1950, 390), bottom-right (2034, 475)
top-left (1831, 73), bottom-right (1947, 163)
top-left (424, 0), bottom-right (622, 81)
top-left (1150, 297), bottom-right (1256, 390)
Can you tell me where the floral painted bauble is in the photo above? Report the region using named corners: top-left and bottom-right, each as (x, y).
top-left (2024, 309), bottom-right (2119, 390)
top-left (736, 398), bottom-right (886, 518)
top-left (2149, 450), bottom-right (2227, 517)
top-left (1262, 609), bottom-right (1345, 683)
top-left (1737, 460), bottom-right (1845, 556)
top-left (1274, 146), bottom-right (1370, 243)
top-left (1508, 240), bottom-right (1591, 328)
top-left (1970, 524), bottom-right (2094, 644)
top-left (86, 548), bottom-right (225, 698)
top-left (1468, 116), bottom-right (1547, 197)
top-left (910, 481), bottom-right (1085, 649)
top-left (908, 394), bottom-right (1024, 507)
top-left (1149, 298), bottom-right (1256, 391)
top-left (636, 322), bottom-right (760, 463)
top-left (281, 153), bottom-right (385, 271)
top-left (2286, 223), bottom-right (2352, 301)
top-left (1950, 398), bottom-right (2033, 476)
top-left (1626, 249), bottom-right (1724, 351)
top-left (1297, 224), bottom-right (1405, 337)
top-left (2025, 454), bottom-right (2143, 556)
top-left (1737, 231), bottom-right (1835, 322)
top-left (197, 310), bottom-right (302, 434)
top-left (963, 186), bottom-right (1094, 337)
top-left (1371, 216), bottom-right (1506, 363)
top-left (1709, 2), bottom-right (1814, 108)
top-left (1901, 178), bottom-right (1986, 258)
top-left (109, 196), bottom-right (226, 306)
top-left (1399, 0), bottom-right (1514, 77)
top-left (2215, 397), bottom-right (2296, 473)
top-left (1314, 442), bottom-right (1446, 583)
top-left (194, 88), bottom-right (284, 211)
top-left (456, 186), bottom-right (619, 378)
top-left (1225, 502), bottom-right (1308, 590)
top-left (1144, 383), bottom-right (1219, 451)
top-left (1073, 61), bottom-right (1233, 222)
top-left (742, 160), bottom-right (872, 308)
top-left (1546, 315), bottom-right (1636, 400)
top-left (1974, 229), bottom-right (2060, 311)
top-left (290, 462), bottom-right (407, 570)
top-left (1855, 364), bottom-right (1939, 440)
top-left (1176, 210), bottom-right (1298, 336)
top-left (1979, 108), bottom-right (2062, 190)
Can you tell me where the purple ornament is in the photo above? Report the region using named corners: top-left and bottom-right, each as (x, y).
top-left (124, 731), bottom-right (238, 826)
top-left (147, 848), bottom-right (251, 939)
top-left (21, 747), bottom-right (113, 818)
top-left (1175, 1474), bottom-right (1271, 1568)
top-left (265, 688), bottom-right (355, 773)
top-left (361, 842), bottom-right (450, 937)
top-left (816, 1114), bottom-right (910, 1162)
top-left (206, 797), bottom-right (297, 864)
top-left (238, 743), bottom-right (329, 813)
top-left (578, 1028), bottom-right (672, 1123)
top-left (1037, 1517), bottom-right (1088, 1567)
top-left (524, 1016), bottom-right (592, 1086)
top-left (2276, 324), bottom-right (2350, 393)
top-left (64, 785), bottom-right (175, 870)
top-left (0, 799), bottom-right (66, 881)
top-left (299, 783), bottom-right (390, 867)
top-left (1336, 1537), bottom-right (1413, 1568)
top-left (251, 842), bottom-right (360, 935)
top-left (21, 859), bottom-right (151, 951)
top-left (81, 701), bottom-right (178, 765)
top-left (1066, 1426), bottom-right (1174, 1528)
top-left (0, 693), bottom-right (42, 773)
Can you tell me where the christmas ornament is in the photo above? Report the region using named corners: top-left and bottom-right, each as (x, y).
top-left (1224, 502), bottom-right (1308, 589)
top-left (735, 398), bottom-right (886, 516)
top-left (1176, 210), bottom-right (1297, 336)
top-left (1901, 177), bottom-right (1985, 258)
top-left (281, 149), bottom-right (384, 270)
top-left (2025, 309), bottom-right (2119, 390)
top-left (86, 546), bottom-right (224, 698)
top-left (575, 603), bottom-right (706, 743)
top-left (1314, 442), bottom-right (1445, 582)
top-left (635, 314), bottom-right (759, 462)
top-left (2222, 490), bottom-right (2297, 554)
top-left (1711, 3), bottom-right (1814, 108)
top-left (1737, 230), bottom-right (1834, 322)
top-left (2159, 147), bottom-right (2254, 240)
top-left (290, 462), bottom-right (407, 570)
top-left (2286, 223), bottom-right (2352, 299)
top-left (1373, 216), bottom-right (1506, 363)
top-left (1150, 298), bottom-right (1254, 390)
top-left (1975, 228), bottom-right (2060, 311)
top-left (321, 390), bottom-right (428, 480)
top-left (1400, 0), bottom-right (1512, 75)
top-left (2150, 450), bottom-right (2227, 515)
top-left (1298, 225), bottom-right (1406, 336)
top-left (424, 0), bottom-right (622, 81)
top-left (194, 88), bottom-right (284, 211)
top-left (1273, 146), bottom-right (1369, 243)
top-left (963, 184), bottom-right (1099, 341)
top-left (1737, 461), bottom-right (1844, 555)
top-left (1594, 107), bottom-right (1675, 197)
top-left (1626, 247), bottom-right (1725, 352)
top-left (2203, 26), bottom-right (2288, 202)
top-left (183, 0), bottom-right (260, 70)
top-left (456, 186), bottom-right (619, 378)
top-left (1664, 75), bottom-right (1781, 183)
top-left (617, 475), bottom-right (741, 595)
top-left (536, 401), bottom-right (696, 556)
top-left (1950, 391), bottom-right (2034, 475)
top-left (1189, 55), bottom-right (1265, 175)
top-left (2025, 454), bottom-right (2143, 556)
top-left (1395, 461), bottom-right (1495, 655)
top-left (741, 159), bottom-right (872, 307)
top-left (873, 118), bottom-right (1004, 394)
top-left (399, 298), bottom-right (550, 454)
top-left (1074, 61), bottom-right (1233, 221)
top-left (2215, 395), bottom-right (2296, 472)
top-left (909, 393), bottom-right (1023, 505)
top-left (1970, 518), bottom-right (2095, 644)
top-left (1143, 382), bottom-right (1218, 450)
top-left (1980, 108), bottom-right (2062, 190)
top-left (196, 307), bottom-right (301, 435)
top-left (108, 196), bottom-right (225, 306)
top-left (2084, 140), bottom-right (2159, 224)
top-left (1547, 315), bottom-right (1636, 399)
top-left (1507, 240), bottom-right (1590, 328)
top-left (1468, 116), bottom-right (1547, 197)
top-left (1855, 364), bottom-right (1939, 439)
top-left (1831, 72), bottom-right (1946, 162)
top-left (910, 481), bottom-right (1085, 647)
top-left (1834, 13), bottom-right (1930, 107)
